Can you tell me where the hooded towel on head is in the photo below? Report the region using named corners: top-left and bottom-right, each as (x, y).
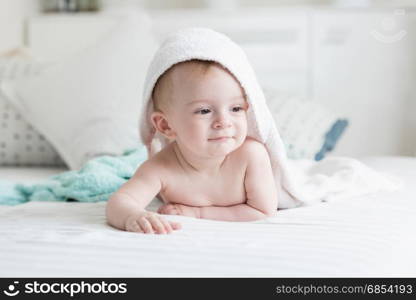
top-left (139, 27), bottom-right (401, 209)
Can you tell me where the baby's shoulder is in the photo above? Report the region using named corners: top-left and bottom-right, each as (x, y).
top-left (135, 144), bottom-right (177, 176)
top-left (132, 148), bottom-right (170, 177)
top-left (239, 137), bottom-right (267, 154)
top-left (235, 137), bottom-right (268, 159)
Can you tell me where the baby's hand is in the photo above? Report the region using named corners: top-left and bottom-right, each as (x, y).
top-left (158, 203), bottom-right (200, 218)
top-left (124, 211), bottom-right (181, 234)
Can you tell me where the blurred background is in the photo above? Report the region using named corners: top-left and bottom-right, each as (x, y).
top-left (1, 0), bottom-right (415, 160)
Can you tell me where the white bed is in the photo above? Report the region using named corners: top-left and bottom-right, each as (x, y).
top-left (1, 156), bottom-right (415, 277)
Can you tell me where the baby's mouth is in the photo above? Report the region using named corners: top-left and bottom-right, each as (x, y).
top-left (208, 136), bottom-right (232, 142)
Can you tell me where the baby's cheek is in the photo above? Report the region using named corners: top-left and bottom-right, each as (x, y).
top-left (189, 129), bottom-right (210, 148)
top-left (239, 119), bottom-right (248, 136)
top-left (179, 122), bottom-right (205, 142)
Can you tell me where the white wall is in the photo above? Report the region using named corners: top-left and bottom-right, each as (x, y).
top-left (0, 0), bottom-right (39, 53)
top-left (312, 10), bottom-right (416, 157)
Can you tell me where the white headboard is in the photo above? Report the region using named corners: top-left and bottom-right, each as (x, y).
top-left (26, 9), bottom-right (312, 99)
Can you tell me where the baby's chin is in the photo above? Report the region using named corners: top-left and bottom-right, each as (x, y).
top-left (204, 137), bottom-right (243, 156)
top-left (179, 136), bottom-right (245, 157)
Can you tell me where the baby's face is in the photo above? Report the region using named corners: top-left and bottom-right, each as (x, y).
top-left (164, 63), bottom-right (248, 157)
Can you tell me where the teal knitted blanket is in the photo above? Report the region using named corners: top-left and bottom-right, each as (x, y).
top-left (0, 147), bottom-right (148, 205)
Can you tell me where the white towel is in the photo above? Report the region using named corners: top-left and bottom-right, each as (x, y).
top-left (138, 27), bottom-right (401, 209)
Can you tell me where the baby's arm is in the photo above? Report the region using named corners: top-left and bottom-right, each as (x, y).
top-left (200, 141), bottom-right (278, 221)
top-left (106, 160), bottom-right (181, 234)
top-left (159, 202), bottom-right (272, 221)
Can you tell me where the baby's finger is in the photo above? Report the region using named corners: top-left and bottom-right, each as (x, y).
top-left (159, 217), bottom-right (173, 234)
top-left (158, 205), bottom-right (172, 215)
top-left (139, 217), bottom-right (154, 234)
top-left (157, 206), bottom-right (165, 214)
top-left (164, 204), bottom-right (180, 215)
top-left (126, 220), bottom-right (143, 233)
top-left (149, 215), bottom-right (166, 234)
top-left (169, 221), bottom-right (182, 230)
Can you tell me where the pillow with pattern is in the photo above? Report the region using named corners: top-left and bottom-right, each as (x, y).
top-left (0, 57), bottom-right (65, 166)
top-left (265, 90), bottom-right (348, 161)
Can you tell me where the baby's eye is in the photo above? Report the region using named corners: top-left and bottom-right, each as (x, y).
top-left (232, 106), bottom-right (244, 112)
top-left (196, 108), bottom-right (211, 115)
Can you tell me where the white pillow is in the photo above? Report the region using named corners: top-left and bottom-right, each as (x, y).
top-left (0, 57), bottom-right (65, 166)
top-left (0, 13), bottom-right (157, 170)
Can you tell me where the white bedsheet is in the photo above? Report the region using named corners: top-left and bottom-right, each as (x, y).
top-left (0, 156), bottom-right (415, 277)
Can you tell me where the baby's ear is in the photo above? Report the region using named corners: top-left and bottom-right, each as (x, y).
top-left (150, 111), bottom-right (176, 139)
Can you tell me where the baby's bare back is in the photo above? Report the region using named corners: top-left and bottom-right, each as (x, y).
top-left (153, 141), bottom-right (249, 207)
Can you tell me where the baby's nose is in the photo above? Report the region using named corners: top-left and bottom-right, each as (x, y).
top-left (212, 115), bottom-right (232, 129)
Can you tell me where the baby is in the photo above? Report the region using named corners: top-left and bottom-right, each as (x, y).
top-left (106, 59), bottom-right (278, 234)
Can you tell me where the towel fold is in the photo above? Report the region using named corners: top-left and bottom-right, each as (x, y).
top-left (287, 157), bottom-right (402, 204)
